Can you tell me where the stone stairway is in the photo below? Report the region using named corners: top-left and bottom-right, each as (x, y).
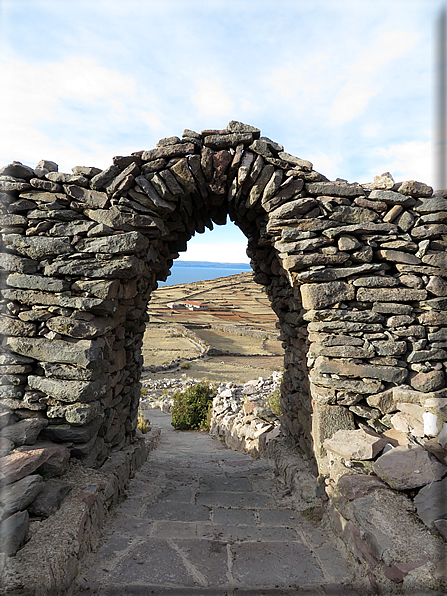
top-left (73, 411), bottom-right (362, 595)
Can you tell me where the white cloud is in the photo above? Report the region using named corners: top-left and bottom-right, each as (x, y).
top-left (330, 80), bottom-right (378, 126)
top-left (0, 113), bottom-right (141, 173)
top-left (139, 111), bottom-right (163, 130)
top-left (0, 55), bottom-right (157, 170)
top-left (372, 141), bottom-right (432, 186)
top-left (268, 66), bottom-right (307, 101)
top-left (330, 30), bottom-right (419, 125)
top-left (177, 242), bottom-right (249, 263)
top-left (266, 55), bottom-right (330, 104)
top-left (192, 77), bottom-right (234, 117)
top-left (0, 56), bottom-right (135, 123)
top-left (363, 123), bottom-right (381, 138)
top-left (305, 151), bottom-right (343, 181)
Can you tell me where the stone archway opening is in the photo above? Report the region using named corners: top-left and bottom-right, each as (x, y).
top-left (1, 119), bottom-right (446, 530)
top-left (1, 121), bottom-right (321, 478)
top-left (128, 123), bottom-right (318, 463)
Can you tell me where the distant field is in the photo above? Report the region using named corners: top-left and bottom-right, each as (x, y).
top-left (143, 272), bottom-right (284, 383)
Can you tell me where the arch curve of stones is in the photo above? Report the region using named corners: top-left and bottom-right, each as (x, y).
top-left (0, 120), bottom-right (446, 488)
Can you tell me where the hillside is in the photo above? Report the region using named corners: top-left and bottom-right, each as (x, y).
top-left (142, 272), bottom-right (284, 383)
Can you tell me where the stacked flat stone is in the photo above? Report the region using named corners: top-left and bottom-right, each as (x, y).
top-left (209, 374), bottom-right (282, 458)
top-left (0, 121), bottom-right (446, 555)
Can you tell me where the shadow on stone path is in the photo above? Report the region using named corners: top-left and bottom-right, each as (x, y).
top-left (74, 411), bottom-right (361, 595)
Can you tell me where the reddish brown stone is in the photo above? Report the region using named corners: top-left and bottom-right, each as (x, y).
top-left (0, 449), bottom-right (49, 486)
top-left (373, 444), bottom-right (447, 489)
top-left (336, 474), bottom-right (388, 500)
top-left (17, 442), bottom-right (70, 478)
top-left (243, 402), bottom-right (261, 415)
top-left (384, 556), bottom-right (429, 583)
top-left (424, 438), bottom-right (447, 466)
top-left (410, 369), bottom-right (445, 392)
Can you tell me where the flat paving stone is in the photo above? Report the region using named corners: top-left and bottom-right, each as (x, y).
top-left (231, 541), bottom-right (324, 586)
top-left (74, 410), bottom-right (360, 595)
top-left (143, 501), bottom-right (211, 522)
top-left (212, 508), bottom-right (256, 525)
top-left (196, 490), bottom-right (272, 509)
top-left (109, 539), bottom-right (198, 586)
top-left (258, 508), bottom-right (301, 526)
top-left (197, 522), bottom-right (298, 542)
top-left (199, 476), bottom-right (252, 492)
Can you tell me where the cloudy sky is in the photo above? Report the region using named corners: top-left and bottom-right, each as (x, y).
top-left (0, 0), bottom-right (444, 262)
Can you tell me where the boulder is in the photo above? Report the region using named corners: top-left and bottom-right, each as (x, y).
top-left (0, 418), bottom-right (48, 447)
top-left (410, 369), bottom-right (445, 392)
top-left (373, 444), bottom-right (447, 490)
top-left (414, 476), bottom-right (447, 528)
top-left (0, 510), bottom-right (29, 555)
top-left (18, 442), bottom-right (70, 478)
top-left (0, 437), bottom-right (13, 457)
top-left (27, 478), bottom-right (72, 518)
top-left (28, 376), bottom-right (106, 403)
top-left (323, 428), bottom-right (387, 460)
top-left (336, 474), bottom-right (388, 500)
top-left (2, 234), bottom-right (73, 260)
top-left (312, 403), bottom-right (355, 464)
top-left (300, 281), bottom-right (355, 310)
top-left (76, 231), bottom-right (149, 254)
top-left (0, 474), bottom-right (43, 520)
top-left (40, 416), bottom-right (103, 444)
top-left (0, 448), bottom-right (50, 486)
top-left (390, 411), bottom-right (424, 437)
top-left (315, 356), bottom-right (407, 384)
top-left (6, 337), bottom-right (103, 369)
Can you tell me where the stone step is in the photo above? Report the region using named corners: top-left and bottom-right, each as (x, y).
top-left (73, 411), bottom-right (361, 595)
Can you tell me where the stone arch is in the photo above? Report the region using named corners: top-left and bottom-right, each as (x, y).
top-left (0, 119), bottom-right (446, 488)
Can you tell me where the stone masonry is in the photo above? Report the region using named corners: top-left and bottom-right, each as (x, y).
top-left (1, 121), bottom-right (447, 563)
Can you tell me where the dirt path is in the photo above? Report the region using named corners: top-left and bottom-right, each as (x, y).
top-left (74, 411), bottom-right (361, 595)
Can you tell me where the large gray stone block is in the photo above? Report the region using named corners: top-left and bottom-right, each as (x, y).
top-left (2, 234), bottom-right (74, 260)
top-left (0, 510), bottom-right (29, 555)
top-left (7, 337), bottom-right (103, 369)
top-left (0, 475), bottom-right (43, 520)
top-left (28, 376), bottom-right (106, 403)
top-left (300, 281), bottom-right (355, 310)
top-left (414, 476), bottom-right (447, 529)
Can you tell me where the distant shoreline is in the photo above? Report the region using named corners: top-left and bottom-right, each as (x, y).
top-left (159, 261), bottom-right (252, 287)
top-left (174, 260), bottom-right (251, 269)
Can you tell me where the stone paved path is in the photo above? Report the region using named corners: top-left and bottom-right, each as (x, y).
top-left (74, 411), bottom-right (361, 595)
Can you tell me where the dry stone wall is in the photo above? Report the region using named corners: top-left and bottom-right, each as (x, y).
top-left (1, 121), bottom-right (447, 556)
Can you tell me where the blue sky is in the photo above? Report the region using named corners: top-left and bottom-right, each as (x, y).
top-left (0, 0), bottom-right (444, 262)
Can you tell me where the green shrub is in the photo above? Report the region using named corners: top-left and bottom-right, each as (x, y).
top-left (267, 389), bottom-right (282, 416)
top-left (137, 406), bottom-right (150, 434)
top-left (171, 382), bottom-right (216, 430)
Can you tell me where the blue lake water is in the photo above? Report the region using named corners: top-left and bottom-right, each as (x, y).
top-left (158, 261), bottom-right (252, 287)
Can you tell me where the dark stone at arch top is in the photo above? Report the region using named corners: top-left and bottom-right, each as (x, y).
top-left (203, 133), bottom-right (253, 150)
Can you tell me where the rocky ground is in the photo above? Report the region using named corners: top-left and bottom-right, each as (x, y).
top-left (140, 371), bottom-right (282, 413)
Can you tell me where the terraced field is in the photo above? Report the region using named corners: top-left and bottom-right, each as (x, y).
top-left (143, 272), bottom-right (284, 383)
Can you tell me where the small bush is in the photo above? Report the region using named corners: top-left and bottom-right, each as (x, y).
top-left (267, 389), bottom-right (282, 416)
top-left (171, 382), bottom-right (215, 430)
top-left (137, 406), bottom-right (150, 434)
top-left (180, 361), bottom-right (191, 370)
